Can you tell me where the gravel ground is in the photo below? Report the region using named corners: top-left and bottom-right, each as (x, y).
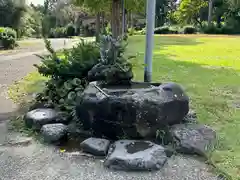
top-left (0, 39), bottom-right (220, 180)
top-left (0, 142), bottom-right (219, 180)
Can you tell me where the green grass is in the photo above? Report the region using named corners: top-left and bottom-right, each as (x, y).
top-left (8, 71), bottom-right (48, 103)
top-left (127, 35), bottom-right (240, 179)
top-left (8, 71), bottom-right (48, 134)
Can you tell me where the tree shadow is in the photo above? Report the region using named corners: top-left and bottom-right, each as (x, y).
top-left (128, 35), bottom-right (203, 51)
top-left (154, 35), bottom-right (203, 47)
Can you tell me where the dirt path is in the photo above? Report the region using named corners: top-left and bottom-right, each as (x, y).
top-left (0, 41), bottom-right (221, 180)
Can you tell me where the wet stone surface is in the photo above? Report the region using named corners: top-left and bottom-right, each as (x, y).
top-left (104, 140), bottom-right (167, 171)
top-left (125, 141), bottom-right (153, 154)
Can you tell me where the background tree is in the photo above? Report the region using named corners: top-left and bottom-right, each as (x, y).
top-left (155, 0), bottom-right (178, 27)
top-left (0, 0), bottom-right (26, 37)
top-left (73, 0), bottom-right (110, 41)
top-left (174, 0), bottom-right (208, 27)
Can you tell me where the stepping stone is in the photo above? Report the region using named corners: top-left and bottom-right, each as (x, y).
top-left (104, 140), bottom-right (167, 171)
top-left (170, 124), bottom-right (217, 157)
top-left (41, 123), bottom-right (67, 143)
top-left (80, 138), bottom-right (110, 156)
top-left (24, 108), bottom-right (68, 130)
top-left (24, 108), bottom-right (59, 130)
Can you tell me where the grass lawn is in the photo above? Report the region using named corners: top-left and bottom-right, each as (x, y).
top-left (9, 35), bottom-right (240, 179)
top-left (128, 35), bottom-right (240, 179)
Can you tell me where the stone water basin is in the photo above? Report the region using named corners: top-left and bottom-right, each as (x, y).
top-left (76, 81), bottom-right (189, 140)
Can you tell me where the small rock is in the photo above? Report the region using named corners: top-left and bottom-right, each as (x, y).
top-left (24, 108), bottom-right (62, 130)
top-left (170, 124), bottom-right (217, 157)
top-left (41, 123), bottom-right (67, 143)
top-left (104, 140), bottom-right (167, 171)
top-left (183, 109), bottom-right (198, 124)
top-left (80, 138), bottom-right (110, 156)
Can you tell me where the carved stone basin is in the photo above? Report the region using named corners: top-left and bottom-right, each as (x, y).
top-left (76, 81), bottom-right (189, 139)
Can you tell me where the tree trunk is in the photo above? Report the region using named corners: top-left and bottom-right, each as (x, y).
top-left (208, 0), bottom-right (213, 26)
top-left (96, 12), bottom-right (101, 42)
top-left (130, 11), bottom-right (134, 28)
top-left (216, 15), bottom-right (221, 28)
top-left (101, 12), bottom-right (105, 31)
top-left (124, 9), bottom-right (127, 33)
top-left (111, 0), bottom-right (121, 38)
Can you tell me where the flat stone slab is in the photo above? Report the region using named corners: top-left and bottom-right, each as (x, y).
top-left (41, 123), bottom-right (67, 143)
top-left (104, 140), bottom-right (167, 171)
top-left (24, 108), bottom-right (60, 130)
top-left (170, 124), bottom-right (217, 157)
top-left (80, 138), bottom-right (110, 156)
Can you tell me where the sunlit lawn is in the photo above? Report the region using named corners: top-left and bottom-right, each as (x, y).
top-left (128, 35), bottom-right (240, 179)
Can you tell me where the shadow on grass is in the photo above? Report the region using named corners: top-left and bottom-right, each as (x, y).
top-left (129, 35), bottom-right (203, 51)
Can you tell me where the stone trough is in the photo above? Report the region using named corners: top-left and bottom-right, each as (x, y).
top-left (76, 81), bottom-right (189, 139)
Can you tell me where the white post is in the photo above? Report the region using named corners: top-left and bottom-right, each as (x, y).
top-left (144, 0), bottom-right (156, 82)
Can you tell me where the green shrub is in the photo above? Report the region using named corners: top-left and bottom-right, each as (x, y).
top-left (135, 28), bottom-right (146, 35)
top-left (154, 26), bottom-right (170, 34)
top-left (49, 27), bottom-right (66, 38)
top-left (128, 28), bottom-right (138, 36)
top-left (34, 39), bottom-right (100, 79)
top-left (0, 27), bottom-right (17, 38)
top-left (154, 26), bottom-right (179, 34)
top-left (201, 24), bottom-right (236, 34)
top-left (66, 24), bottom-right (76, 37)
top-left (0, 27), bottom-right (17, 49)
top-left (127, 27), bottom-right (146, 36)
top-left (220, 26), bottom-right (235, 34)
top-left (183, 26), bottom-right (197, 34)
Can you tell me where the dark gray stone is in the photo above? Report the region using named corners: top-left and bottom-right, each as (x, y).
top-left (76, 82), bottom-right (189, 139)
top-left (41, 123), bottom-right (67, 143)
top-left (104, 140), bottom-right (167, 171)
top-left (24, 108), bottom-right (65, 130)
top-left (67, 122), bottom-right (92, 138)
top-left (170, 124), bottom-right (217, 157)
top-left (80, 138), bottom-right (110, 156)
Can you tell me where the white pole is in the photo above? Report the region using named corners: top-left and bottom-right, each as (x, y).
top-left (144, 0), bottom-right (156, 82)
